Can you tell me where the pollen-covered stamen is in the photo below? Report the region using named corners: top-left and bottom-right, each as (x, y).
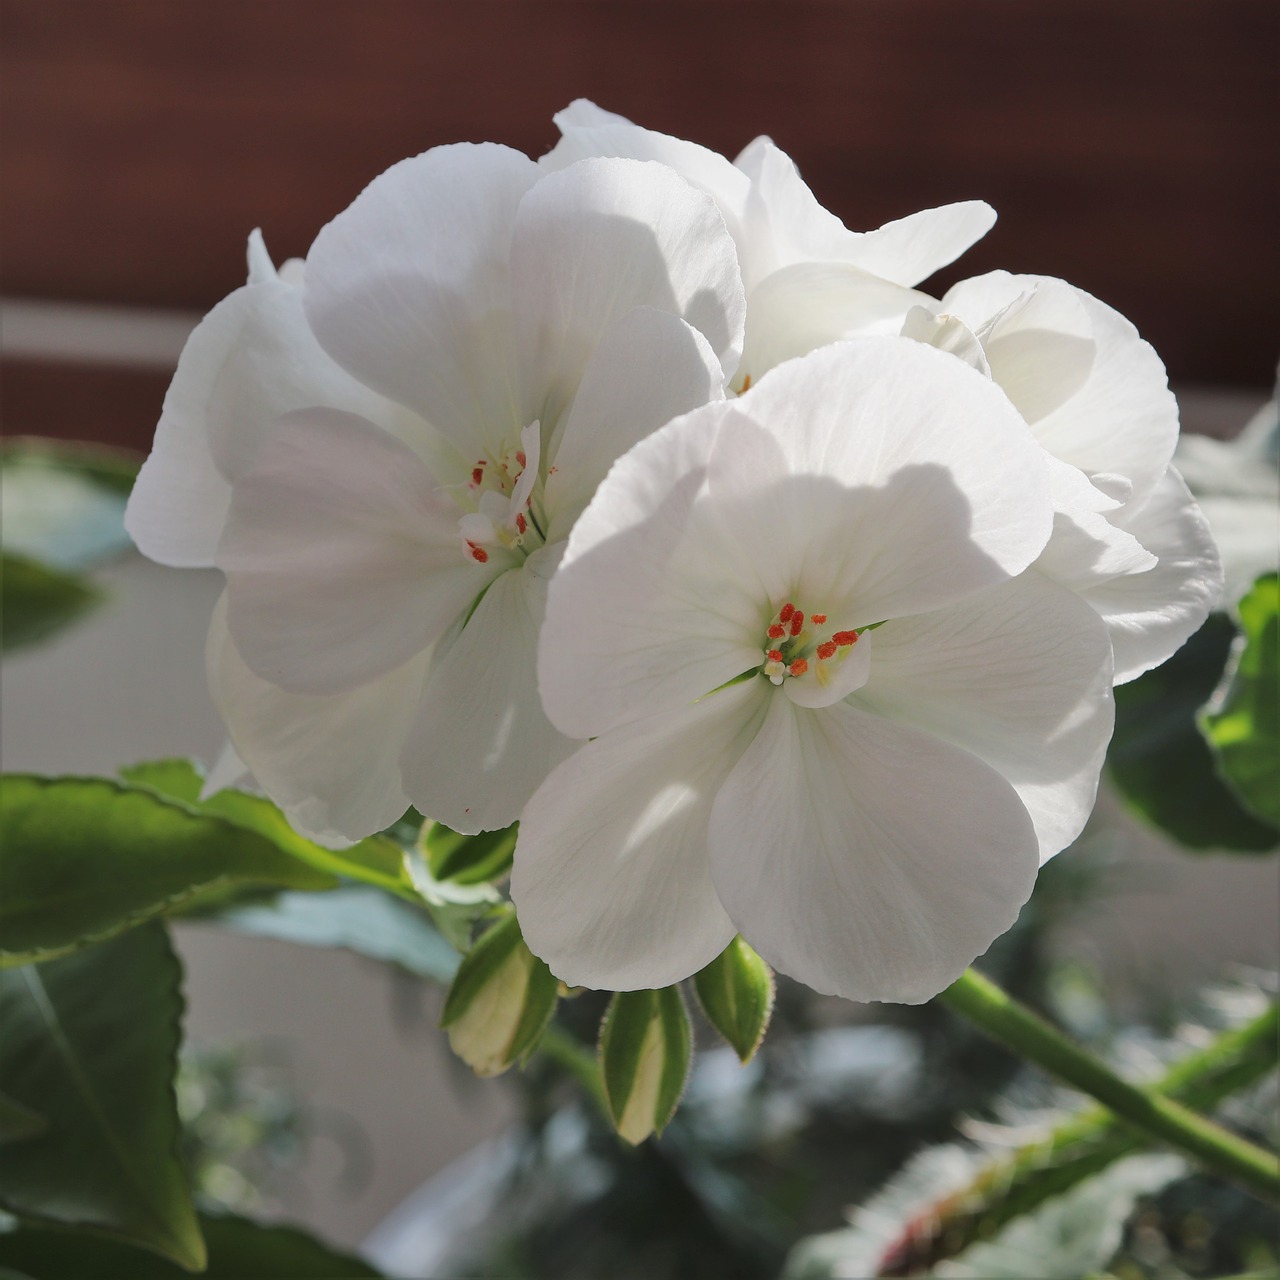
top-left (759, 600), bottom-right (859, 686)
top-left (455, 420), bottom-right (545, 564)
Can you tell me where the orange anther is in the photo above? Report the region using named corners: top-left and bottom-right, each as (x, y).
top-left (467, 541), bottom-right (489, 564)
top-left (516, 513), bottom-right (527, 536)
top-left (779, 603), bottom-right (795, 623)
top-left (767, 648), bottom-right (783, 662)
top-left (832, 630), bottom-right (858, 647)
top-left (811, 613), bottom-right (827, 625)
top-left (767, 624), bottom-right (785, 640)
top-left (816, 641), bottom-right (837, 660)
top-left (516, 450), bottom-right (527, 468)
top-left (789, 610), bottom-right (805, 637)
top-left (471, 467), bottom-right (485, 487)
top-left (788, 658), bottom-right (809, 677)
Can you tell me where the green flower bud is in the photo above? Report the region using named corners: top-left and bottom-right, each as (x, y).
top-left (693, 935), bottom-right (775, 1064)
top-left (440, 911), bottom-right (558, 1077)
top-left (598, 986), bottom-right (691, 1145)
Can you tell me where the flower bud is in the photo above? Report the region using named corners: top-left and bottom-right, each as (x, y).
top-left (439, 912), bottom-right (558, 1077)
top-left (598, 986), bottom-right (691, 1145)
top-left (693, 935), bottom-right (775, 1064)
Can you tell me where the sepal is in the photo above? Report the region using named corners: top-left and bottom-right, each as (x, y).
top-left (693, 935), bottom-right (775, 1063)
top-left (598, 985), bottom-right (692, 1144)
top-left (439, 910), bottom-right (558, 1077)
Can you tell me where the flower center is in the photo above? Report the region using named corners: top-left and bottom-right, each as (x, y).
top-left (456, 421), bottom-right (547, 564)
top-left (760, 601), bottom-right (859, 686)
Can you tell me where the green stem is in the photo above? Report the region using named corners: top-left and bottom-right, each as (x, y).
top-left (538, 1025), bottom-right (608, 1115)
top-left (939, 969), bottom-right (1280, 1203)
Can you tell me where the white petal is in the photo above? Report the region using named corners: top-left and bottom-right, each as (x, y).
top-left (512, 681), bottom-right (766, 990)
top-left (545, 307), bottom-right (724, 539)
top-left (511, 157), bottom-right (745, 417)
top-left (854, 572), bottom-right (1115, 861)
top-left (126, 240), bottom-right (418, 568)
top-left (783, 626), bottom-right (873, 709)
top-left (303, 143), bottom-right (540, 456)
top-left (544, 101), bottom-right (751, 237)
top-left (836, 201), bottom-right (997, 287)
top-left (219, 408), bottom-right (491, 694)
top-left (538, 402), bottom-right (765, 739)
top-left (900, 306), bottom-right (990, 376)
top-left (946, 272), bottom-right (1178, 507)
top-left (1080, 466), bottom-right (1223, 683)
top-left (207, 593), bottom-right (422, 842)
top-left (738, 262), bottom-right (934, 386)
top-left (709, 695), bottom-right (1039, 1004)
top-left (736, 137), bottom-right (994, 287)
top-left (726, 338), bottom-right (1053, 621)
top-left (1036, 456), bottom-right (1157, 591)
top-left (979, 278), bottom-right (1096, 424)
top-left (400, 552), bottom-right (578, 834)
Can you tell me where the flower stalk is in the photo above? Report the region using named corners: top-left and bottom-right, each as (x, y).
top-left (940, 968), bottom-right (1280, 1203)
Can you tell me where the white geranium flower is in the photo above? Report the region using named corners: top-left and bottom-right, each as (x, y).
top-left (126, 145), bottom-right (745, 839)
top-left (512, 339), bottom-right (1115, 1004)
top-left (542, 104), bottom-right (1221, 685)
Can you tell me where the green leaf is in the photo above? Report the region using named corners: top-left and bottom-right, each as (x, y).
top-left (0, 923), bottom-right (205, 1270)
top-left (421, 819), bottom-right (517, 885)
top-left (599, 986), bottom-right (692, 1145)
top-left (120, 759), bottom-right (416, 899)
top-left (0, 774), bottom-right (336, 967)
top-left (0, 1094), bottom-right (47, 1146)
top-left (210, 886), bottom-right (460, 983)
top-left (0, 552), bottom-right (102, 653)
top-left (1109, 614), bottom-right (1278, 851)
top-left (440, 911), bottom-right (559, 1076)
top-left (404, 849), bottom-right (502, 951)
top-left (693, 935), bottom-right (776, 1064)
top-left (0, 437), bottom-right (140, 501)
top-left (931, 1154), bottom-right (1185, 1278)
top-left (0, 1212), bottom-right (383, 1277)
top-left (0, 442), bottom-right (135, 574)
top-left (1203, 573), bottom-right (1280, 827)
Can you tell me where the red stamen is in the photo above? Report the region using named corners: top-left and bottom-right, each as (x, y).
top-left (832, 630), bottom-right (858, 647)
top-left (811, 613), bottom-right (827, 625)
top-left (816, 641), bottom-right (838, 660)
top-left (471, 467), bottom-right (485, 487)
top-left (516, 450), bottom-right (527, 469)
top-left (788, 658), bottom-right (809, 677)
top-left (789, 610), bottom-right (805, 637)
top-left (767, 649), bottom-right (783, 662)
top-left (767, 624), bottom-right (785, 640)
top-left (779, 602), bottom-right (795, 623)
top-left (516, 513), bottom-right (527, 536)
top-left (467, 541), bottom-right (489, 564)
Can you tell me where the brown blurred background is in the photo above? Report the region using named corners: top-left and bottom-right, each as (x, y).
top-left (3, 0), bottom-right (1278, 451)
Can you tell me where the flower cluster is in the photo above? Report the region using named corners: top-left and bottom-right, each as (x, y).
top-left (126, 102), bottom-right (1220, 1004)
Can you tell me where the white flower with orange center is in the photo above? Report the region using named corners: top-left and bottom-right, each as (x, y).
top-left (126, 145), bottom-right (744, 840)
top-left (512, 338), bottom-right (1116, 1004)
top-left (543, 102), bottom-right (1221, 687)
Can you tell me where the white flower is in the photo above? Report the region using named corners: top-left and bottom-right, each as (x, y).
top-left (126, 145), bottom-right (744, 839)
top-left (512, 339), bottom-right (1115, 1004)
top-left (544, 103), bottom-right (1221, 685)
